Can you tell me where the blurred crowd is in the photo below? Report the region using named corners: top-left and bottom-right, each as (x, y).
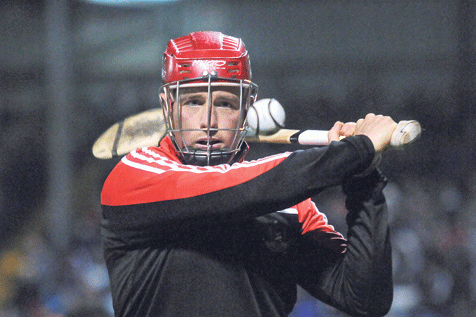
top-left (1, 90), bottom-right (475, 317)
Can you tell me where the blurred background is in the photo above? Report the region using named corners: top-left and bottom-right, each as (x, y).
top-left (1, 0), bottom-right (475, 316)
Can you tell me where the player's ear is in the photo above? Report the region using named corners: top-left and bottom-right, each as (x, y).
top-left (243, 96), bottom-right (256, 118)
top-left (248, 96), bottom-right (256, 109)
top-left (159, 93), bottom-right (167, 106)
top-left (160, 92), bottom-right (176, 112)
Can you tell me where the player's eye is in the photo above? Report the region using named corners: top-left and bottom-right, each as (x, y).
top-left (182, 97), bottom-right (204, 107)
top-left (215, 99), bottom-right (239, 110)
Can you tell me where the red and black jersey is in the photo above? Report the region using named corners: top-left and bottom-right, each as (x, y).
top-left (101, 136), bottom-right (393, 317)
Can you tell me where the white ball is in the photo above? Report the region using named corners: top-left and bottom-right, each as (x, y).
top-left (246, 98), bottom-right (285, 135)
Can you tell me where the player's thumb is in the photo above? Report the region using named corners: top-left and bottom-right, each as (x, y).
top-left (328, 121), bottom-right (344, 142)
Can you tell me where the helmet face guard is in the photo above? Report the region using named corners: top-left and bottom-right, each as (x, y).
top-left (160, 75), bottom-right (258, 166)
top-left (159, 31), bottom-right (258, 166)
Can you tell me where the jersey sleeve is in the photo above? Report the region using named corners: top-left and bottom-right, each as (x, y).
top-left (101, 135), bottom-right (376, 244)
top-left (101, 147), bottom-right (291, 206)
top-left (294, 199), bottom-right (347, 254)
top-left (294, 170), bottom-right (393, 316)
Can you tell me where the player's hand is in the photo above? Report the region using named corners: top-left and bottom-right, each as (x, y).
top-left (354, 113), bottom-right (398, 153)
top-left (328, 114), bottom-right (398, 153)
top-left (328, 121), bottom-right (356, 142)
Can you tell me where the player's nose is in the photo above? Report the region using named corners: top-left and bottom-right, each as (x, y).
top-left (199, 102), bottom-right (218, 130)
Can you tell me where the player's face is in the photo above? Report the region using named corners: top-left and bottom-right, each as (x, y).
top-left (172, 86), bottom-right (245, 151)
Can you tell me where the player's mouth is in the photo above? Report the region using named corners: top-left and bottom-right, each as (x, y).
top-left (194, 138), bottom-right (223, 150)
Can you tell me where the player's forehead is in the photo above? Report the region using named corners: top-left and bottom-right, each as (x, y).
top-left (174, 85), bottom-right (242, 100)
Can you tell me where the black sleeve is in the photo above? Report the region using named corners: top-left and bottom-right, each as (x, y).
top-left (102, 136), bottom-right (376, 245)
top-left (295, 170), bottom-right (393, 317)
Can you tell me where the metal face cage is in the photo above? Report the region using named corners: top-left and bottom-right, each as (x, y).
top-left (160, 75), bottom-right (258, 166)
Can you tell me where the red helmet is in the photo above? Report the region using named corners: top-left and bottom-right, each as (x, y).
top-left (160, 31), bottom-right (258, 166)
top-left (162, 31), bottom-right (252, 83)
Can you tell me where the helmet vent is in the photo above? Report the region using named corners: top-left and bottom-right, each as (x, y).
top-left (174, 41), bottom-right (193, 52)
top-left (222, 37), bottom-right (240, 50)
